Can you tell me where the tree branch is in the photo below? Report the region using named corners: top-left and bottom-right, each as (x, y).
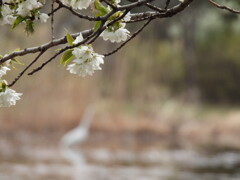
top-left (207, 0), bottom-right (240, 14)
top-left (0, 29), bottom-right (93, 65)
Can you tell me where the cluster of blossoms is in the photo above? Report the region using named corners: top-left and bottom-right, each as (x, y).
top-left (16, 0), bottom-right (42, 17)
top-left (0, 0), bottom-right (49, 31)
top-left (66, 34), bottom-right (104, 77)
top-left (60, 1), bottom-right (132, 77)
top-left (0, 61), bottom-right (22, 107)
top-left (67, 46), bottom-right (104, 77)
top-left (100, 12), bottom-right (131, 43)
top-left (0, 83), bottom-right (22, 107)
top-left (100, 20), bottom-right (130, 43)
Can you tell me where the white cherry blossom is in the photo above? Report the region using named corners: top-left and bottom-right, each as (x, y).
top-left (0, 66), bottom-right (10, 78)
top-left (124, 12), bottom-right (131, 22)
top-left (115, 0), bottom-right (121, 5)
top-left (0, 87), bottom-right (22, 107)
top-left (16, 0), bottom-right (42, 17)
top-left (1, 5), bottom-right (15, 25)
top-left (73, 33), bottom-right (84, 44)
top-left (100, 25), bottom-right (130, 43)
top-left (67, 46), bottom-right (104, 77)
top-left (61, 0), bottom-right (93, 10)
top-left (39, 13), bottom-right (49, 23)
top-left (72, 46), bottom-right (93, 61)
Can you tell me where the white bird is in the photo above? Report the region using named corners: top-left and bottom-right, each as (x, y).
top-left (60, 104), bottom-right (95, 165)
top-left (61, 105), bottom-right (95, 147)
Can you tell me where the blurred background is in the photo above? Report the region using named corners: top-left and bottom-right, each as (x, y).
top-left (1, 0), bottom-right (240, 179)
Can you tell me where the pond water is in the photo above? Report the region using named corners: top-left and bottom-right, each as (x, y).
top-left (0, 142), bottom-right (239, 180)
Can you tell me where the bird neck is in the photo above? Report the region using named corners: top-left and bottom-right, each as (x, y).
top-left (80, 118), bottom-right (92, 129)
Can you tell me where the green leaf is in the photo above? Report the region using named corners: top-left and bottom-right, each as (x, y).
top-left (0, 81), bottom-right (7, 93)
top-left (66, 32), bottom-right (74, 46)
top-left (94, 21), bottom-right (102, 31)
top-left (0, 9), bottom-right (3, 19)
top-left (60, 49), bottom-right (74, 66)
top-left (12, 16), bottom-right (24, 29)
top-left (25, 20), bottom-right (34, 34)
top-left (11, 58), bottom-right (24, 65)
top-left (55, 48), bottom-right (62, 51)
top-left (94, 0), bottom-right (110, 16)
top-left (14, 48), bottom-right (21, 52)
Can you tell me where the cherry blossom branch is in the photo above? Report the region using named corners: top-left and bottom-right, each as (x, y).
top-left (31, 0), bottom-right (190, 74)
top-left (28, 10), bottom-right (129, 75)
top-left (27, 28), bottom-right (101, 75)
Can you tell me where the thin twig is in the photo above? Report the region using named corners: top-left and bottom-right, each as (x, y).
top-left (0, 29), bottom-right (93, 65)
top-left (165, 0), bottom-right (171, 9)
top-left (118, 0), bottom-right (153, 10)
top-left (51, 0), bottom-right (55, 40)
top-left (48, 4), bottom-right (62, 16)
top-left (146, 3), bottom-right (166, 13)
top-left (104, 18), bottom-right (152, 56)
top-left (102, 0), bottom-right (117, 10)
top-left (8, 51), bottom-right (46, 87)
top-left (207, 0), bottom-right (240, 14)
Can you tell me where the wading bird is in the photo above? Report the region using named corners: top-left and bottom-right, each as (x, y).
top-left (60, 104), bottom-right (95, 165)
